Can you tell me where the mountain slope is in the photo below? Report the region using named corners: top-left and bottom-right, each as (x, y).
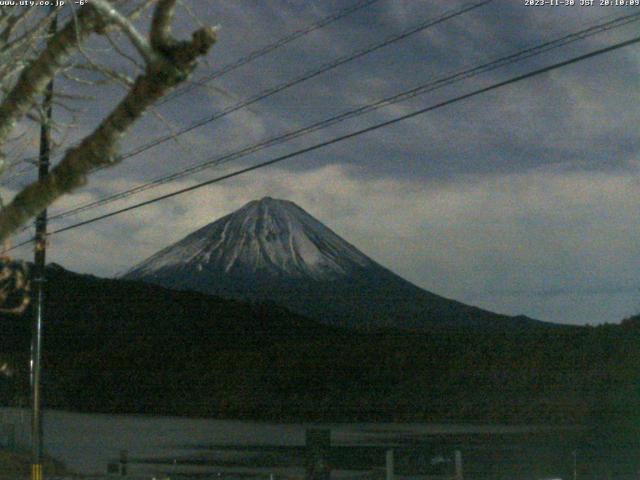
top-left (124, 197), bottom-right (545, 331)
top-left (0, 264), bottom-right (622, 427)
top-left (0, 264), bottom-right (354, 418)
top-left (126, 197), bottom-right (374, 280)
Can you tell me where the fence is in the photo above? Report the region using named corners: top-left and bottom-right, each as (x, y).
top-left (0, 411), bottom-right (611, 479)
top-left (0, 407), bottom-right (29, 451)
top-left (116, 428), bottom-right (464, 480)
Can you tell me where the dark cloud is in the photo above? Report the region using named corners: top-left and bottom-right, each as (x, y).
top-left (5, 0), bottom-right (640, 325)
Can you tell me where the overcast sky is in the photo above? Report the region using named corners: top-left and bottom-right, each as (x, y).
top-left (3, 0), bottom-right (640, 325)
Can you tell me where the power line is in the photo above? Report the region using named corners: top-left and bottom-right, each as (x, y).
top-left (0, 0), bottom-right (384, 186)
top-left (44, 10), bottom-right (640, 223)
top-left (158, 0), bottom-right (384, 105)
top-left (6, 32), bottom-right (637, 252)
top-left (12, 0), bottom-right (493, 182)
top-left (90, 0), bottom-right (495, 171)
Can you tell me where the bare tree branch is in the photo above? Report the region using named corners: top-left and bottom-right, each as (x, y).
top-left (0, 8), bottom-right (33, 46)
top-left (0, 1), bottom-right (217, 243)
top-left (73, 50), bottom-right (136, 87)
top-left (150, 0), bottom-right (177, 50)
top-left (105, 30), bottom-right (145, 72)
top-left (126, 0), bottom-right (157, 21)
top-left (0, 6), bottom-right (109, 169)
top-left (0, 8), bottom-right (56, 54)
top-left (91, 0), bottom-right (157, 64)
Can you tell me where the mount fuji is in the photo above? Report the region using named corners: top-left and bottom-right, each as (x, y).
top-left (124, 197), bottom-right (542, 331)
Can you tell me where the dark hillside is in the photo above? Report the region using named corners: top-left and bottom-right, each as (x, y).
top-left (1, 265), bottom-right (638, 431)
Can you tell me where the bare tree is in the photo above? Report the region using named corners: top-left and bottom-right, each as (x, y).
top-left (0, 0), bottom-right (216, 244)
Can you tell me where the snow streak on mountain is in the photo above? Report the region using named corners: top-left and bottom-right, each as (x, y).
top-left (126, 197), bottom-right (374, 280)
top-left (125, 197), bottom-right (543, 331)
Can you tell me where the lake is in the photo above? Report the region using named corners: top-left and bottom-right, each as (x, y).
top-left (0, 408), bottom-right (635, 479)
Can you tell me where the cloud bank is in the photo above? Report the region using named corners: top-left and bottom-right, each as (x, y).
top-left (10, 162), bottom-right (635, 326)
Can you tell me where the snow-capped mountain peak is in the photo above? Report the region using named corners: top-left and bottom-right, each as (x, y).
top-left (123, 197), bottom-right (543, 331)
top-left (125, 197), bottom-right (374, 280)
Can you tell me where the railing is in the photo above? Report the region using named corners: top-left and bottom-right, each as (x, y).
top-left (0, 407), bottom-right (30, 451)
top-left (117, 428), bottom-right (464, 480)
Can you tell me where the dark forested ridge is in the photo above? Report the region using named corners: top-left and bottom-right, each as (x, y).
top-left (1, 264), bottom-right (639, 433)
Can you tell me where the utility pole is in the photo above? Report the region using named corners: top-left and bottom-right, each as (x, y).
top-left (31, 9), bottom-right (56, 480)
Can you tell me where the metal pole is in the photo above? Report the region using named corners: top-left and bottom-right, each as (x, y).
top-left (31, 10), bottom-right (56, 480)
top-left (454, 450), bottom-right (463, 480)
top-left (305, 429), bottom-right (331, 480)
top-left (385, 449), bottom-right (394, 480)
